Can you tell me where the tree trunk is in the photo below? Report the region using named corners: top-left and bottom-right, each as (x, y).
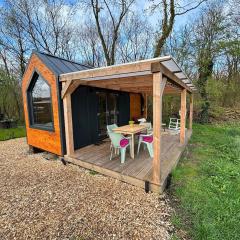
top-left (197, 60), bottom-right (213, 123)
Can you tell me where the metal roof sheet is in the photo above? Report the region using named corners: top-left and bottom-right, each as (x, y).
top-left (33, 51), bottom-right (91, 76)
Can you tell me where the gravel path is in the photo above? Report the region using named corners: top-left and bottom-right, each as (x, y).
top-left (0, 138), bottom-right (174, 240)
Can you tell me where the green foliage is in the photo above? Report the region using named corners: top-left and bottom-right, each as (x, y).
top-left (206, 77), bottom-right (240, 109)
top-left (0, 69), bottom-right (23, 121)
top-left (0, 127), bottom-right (26, 141)
top-left (88, 170), bottom-right (98, 175)
top-left (171, 123), bottom-right (240, 240)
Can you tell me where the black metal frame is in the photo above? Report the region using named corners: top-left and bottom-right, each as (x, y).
top-left (27, 71), bottom-right (55, 132)
top-left (56, 76), bottom-right (66, 156)
top-left (96, 89), bottom-right (119, 139)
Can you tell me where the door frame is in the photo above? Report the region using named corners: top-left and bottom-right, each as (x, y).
top-left (96, 89), bottom-right (119, 140)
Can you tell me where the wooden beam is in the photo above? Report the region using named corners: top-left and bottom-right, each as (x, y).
top-left (151, 62), bottom-right (192, 93)
top-left (62, 72), bottom-right (182, 97)
top-left (145, 93), bottom-right (148, 119)
top-left (60, 56), bottom-right (171, 82)
top-left (189, 93), bottom-right (193, 130)
top-left (61, 80), bottom-right (72, 98)
top-left (86, 75), bottom-right (153, 86)
top-left (152, 72), bottom-right (167, 185)
top-left (120, 87), bottom-right (152, 93)
top-left (180, 89), bottom-right (187, 144)
top-left (63, 92), bottom-right (74, 156)
top-left (63, 75), bottom-right (153, 96)
top-left (60, 63), bottom-right (154, 82)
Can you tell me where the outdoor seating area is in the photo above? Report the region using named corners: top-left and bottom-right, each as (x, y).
top-left (107, 122), bottom-right (153, 163)
top-left (61, 56), bottom-right (195, 193)
top-left (66, 128), bottom-right (192, 192)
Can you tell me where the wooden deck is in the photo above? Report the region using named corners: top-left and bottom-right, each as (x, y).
top-left (65, 130), bottom-right (192, 193)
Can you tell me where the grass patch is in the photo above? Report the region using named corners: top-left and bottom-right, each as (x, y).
top-left (170, 123), bottom-right (240, 240)
top-left (0, 126), bottom-right (26, 141)
top-left (88, 170), bottom-right (98, 175)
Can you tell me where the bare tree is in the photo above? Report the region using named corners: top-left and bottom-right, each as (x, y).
top-left (0, 1), bottom-right (29, 76)
top-left (0, 0), bottom-right (78, 69)
top-left (118, 13), bottom-right (154, 62)
top-left (77, 20), bottom-right (106, 67)
top-left (149, 0), bottom-right (207, 57)
top-left (19, 0), bottom-right (76, 58)
top-left (0, 0), bottom-right (79, 121)
top-left (84, 0), bottom-right (135, 65)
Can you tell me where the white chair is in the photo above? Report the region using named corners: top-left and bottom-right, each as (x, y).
top-left (168, 118), bottom-right (180, 131)
top-left (107, 124), bottom-right (118, 132)
top-left (107, 124), bottom-right (118, 151)
top-left (140, 122), bottom-right (153, 134)
top-left (137, 133), bottom-right (153, 158)
top-left (107, 124), bottom-right (131, 155)
top-left (108, 131), bottom-right (130, 163)
top-left (138, 118), bottom-right (147, 123)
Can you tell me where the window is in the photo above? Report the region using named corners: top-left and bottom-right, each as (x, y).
top-left (28, 73), bottom-right (54, 131)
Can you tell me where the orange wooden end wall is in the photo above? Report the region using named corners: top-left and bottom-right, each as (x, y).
top-left (130, 93), bottom-right (142, 120)
top-left (22, 54), bottom-right (63, 155)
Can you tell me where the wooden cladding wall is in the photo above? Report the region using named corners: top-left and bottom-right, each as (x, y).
top-left (22, 54), bottom-right (62, 155)
top-left (130, 93), bottom-right (142, 120)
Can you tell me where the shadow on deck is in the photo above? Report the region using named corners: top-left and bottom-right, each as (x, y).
top-left (65, 130), bottom-right (192, 193)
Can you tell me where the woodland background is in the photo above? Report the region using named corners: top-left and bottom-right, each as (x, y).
top-left (0, 0), bottom-right (239, 124)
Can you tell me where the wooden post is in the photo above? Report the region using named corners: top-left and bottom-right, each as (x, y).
top-left (63, 93), bottom-right (74, 156)
top-left (189, 93), bottom-right (193, 130)
top-left (145, 93), bottom-right (148, 119)
top-left (152, 72), bottom-right (166, 185)
top-left (180, 89), bottom-right (187, 144)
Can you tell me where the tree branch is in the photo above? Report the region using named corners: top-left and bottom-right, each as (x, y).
top-left (176, 0), bottom-right (207, 16)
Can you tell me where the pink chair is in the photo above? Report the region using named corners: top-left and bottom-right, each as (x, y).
top-left (108, 131), bottom-right (130, 163)
top-left (137, 133), bottom-right (153, 158)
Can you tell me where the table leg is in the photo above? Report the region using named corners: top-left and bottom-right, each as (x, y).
top-left (130, 134), bottom-right (134, 159)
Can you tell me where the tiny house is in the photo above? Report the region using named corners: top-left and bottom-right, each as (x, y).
top-left (22, 51), bottom-right (195, 192)
top-left (22, 51), bottom-right (143, 155)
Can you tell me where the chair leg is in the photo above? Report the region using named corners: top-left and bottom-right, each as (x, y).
top-left (146, 143), bottom-right (154, 158)
top-left (120, 148), bottom-right (126, 164)
top-left (128, 138), bottom-right (132, 154)
top-left (110, 146), bottom-right (113, 160)
top-left (114, 148), bottom-right (119, 155)
top-left (137, 139), bottom-right (142, 155)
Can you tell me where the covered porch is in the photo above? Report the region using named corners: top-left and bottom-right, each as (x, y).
top-left (60, 56), bottom-right (195, 192)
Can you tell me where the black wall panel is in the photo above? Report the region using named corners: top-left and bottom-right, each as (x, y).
top-left (118, 92), bottom-right (130, 126)
top-left (71, 86), bottom-right (130, 150)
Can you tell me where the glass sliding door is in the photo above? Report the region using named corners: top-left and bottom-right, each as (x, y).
top-left (108, 93), bottom-right (119, 125)
top-left (97, 92), bottom-right (108, 139)
top-left (96, 91), bottom-right (120, 140)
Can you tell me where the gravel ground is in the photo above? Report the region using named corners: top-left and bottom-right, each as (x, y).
top-left (0, 138), bottom-right (174, 240)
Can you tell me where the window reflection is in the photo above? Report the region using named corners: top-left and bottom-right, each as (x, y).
top-left (30, 75), bottom-right (53, 129)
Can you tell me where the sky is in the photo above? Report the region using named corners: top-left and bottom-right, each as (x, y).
top-left (135, 0), bottom-right (205, 30)
top-left (0, 0), bottom-right (204, 29)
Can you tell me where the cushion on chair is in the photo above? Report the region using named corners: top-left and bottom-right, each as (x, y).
top-left (120, 138), bottom-right (129, 147)
top-left (142, 136), bottom-right (153, 143)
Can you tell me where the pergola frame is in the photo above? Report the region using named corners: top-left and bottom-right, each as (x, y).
top-left (60, 56), bottom-right (195, 186)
